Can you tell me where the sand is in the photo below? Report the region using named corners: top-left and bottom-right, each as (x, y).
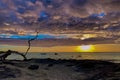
top-left (0, 59), bottom-right (120, 80)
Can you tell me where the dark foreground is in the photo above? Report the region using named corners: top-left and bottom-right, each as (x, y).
top-left (0, 59), bottom-right (120, 80)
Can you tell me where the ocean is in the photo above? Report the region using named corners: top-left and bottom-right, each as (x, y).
top-left (7, 52), bottom-right (120, 63)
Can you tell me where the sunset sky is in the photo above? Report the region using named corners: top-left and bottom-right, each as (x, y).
top-left (0, 0), bottom-right (120, 52)
top-left (0, 44), bottom-right (120, 52)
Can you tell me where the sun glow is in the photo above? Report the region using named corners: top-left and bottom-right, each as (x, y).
top-left (77, 45), bottom-right (95, 52)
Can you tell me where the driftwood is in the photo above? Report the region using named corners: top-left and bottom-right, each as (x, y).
top-left (0, 50), bottom-right (27, 61)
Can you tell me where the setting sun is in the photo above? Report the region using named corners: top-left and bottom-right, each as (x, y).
top-left (77, 45), bottom-right (95, 52)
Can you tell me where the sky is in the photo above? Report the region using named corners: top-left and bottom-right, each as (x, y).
top-left (0, 0), bottom-right (120, 52)
top-left (1, 44), bottom-right (120, 52)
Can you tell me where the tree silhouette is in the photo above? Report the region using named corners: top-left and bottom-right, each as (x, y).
top-left (0, 31), bottom-right (39, 61)
top-left (0, 50), bottom-right (27, 61)
top-left (25, 31), bottom-right (39, 56)
top-left (0, 22), bottom-right (41, 61)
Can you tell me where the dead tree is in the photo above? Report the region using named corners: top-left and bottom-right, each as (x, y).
top-left (25, 32), bottom-right (39, 56)
top-left (0, 50), bottom-right (11, 61)
top-left (0, 50), bottom-right (27, 61)
top-left (10, 50), bottom-right (27, 60)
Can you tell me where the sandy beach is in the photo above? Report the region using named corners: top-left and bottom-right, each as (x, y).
top-left (0, 59), bottom-right (120, 80)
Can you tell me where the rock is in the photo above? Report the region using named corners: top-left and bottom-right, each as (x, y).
top-left (28, 65), bottom-right (39, 70)
top-left (54, 53), bottom-right (58, 55)
top-left (47, 64), bottom-right (54, 67)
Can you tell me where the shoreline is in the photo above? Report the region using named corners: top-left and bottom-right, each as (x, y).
top-left (0, 59), bottom-right (120, 80)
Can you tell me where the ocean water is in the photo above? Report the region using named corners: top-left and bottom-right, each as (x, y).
top-left (7, 52), bottom-right (120, 63)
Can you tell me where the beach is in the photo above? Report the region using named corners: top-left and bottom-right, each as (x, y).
top-left (0, 59), bottom-right (120, 80)
top-left (3, 52), bottom-right (119, 80)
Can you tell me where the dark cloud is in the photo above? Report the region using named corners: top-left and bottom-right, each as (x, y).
top-left (0, 0), bottom-right (119, 46)
top-left (0, 0), bottom-right (119, 23)
top-left (73, 0), bottom-right (88, 6)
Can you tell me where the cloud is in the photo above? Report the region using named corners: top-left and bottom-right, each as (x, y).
top-left (0, 31), bottom-right (120, 47)
top-left (0, 0), bottom-right (120, 46)
top-left (0, 0), bottom-right (119, 24)
top-left (0, 37), bottom-right (117, 47)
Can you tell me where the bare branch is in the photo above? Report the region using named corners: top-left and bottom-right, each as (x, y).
top-left (11, 50), bottom-right (27, 60)
top-left (0, 50), bottom-right (27, 61)
top-left (25, 31), bottom-right (39, 56)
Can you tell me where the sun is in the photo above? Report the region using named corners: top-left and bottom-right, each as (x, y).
top-left (77, 45), bottom-right (95, 52)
